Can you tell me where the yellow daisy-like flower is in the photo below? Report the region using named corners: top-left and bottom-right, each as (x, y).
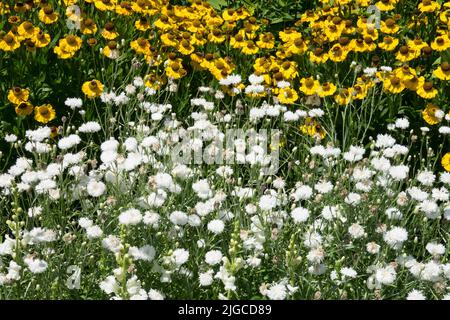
top-left (34, 104), bottom-right (56, 124)
top-left (94, 0), bottom-right (116, 12)
top-left (317, 82), bottom-right (337, 98)
top-left (433, 62), bottom-right (450, 80)
top-left (38, 6), bottom-right (59, 24)
top-left (383, 75), bottom-right (405, 94)
top-left (379, 36), bottom-right (399, 51)
top-left (241, 41), bottom-right (259, 55)
top-left (441, 152), bottom-right (450, 171)
top-left (334, 88), bottom-right (353, 105)
top-left (82, 80), bottom-right (104, 99)
top-left (380, 18), bottom-right (399, 34)
top-left (431, 35), bottom-right (450, 51)
top-left (101, 23), bottom-right (119, 40)
top-left (422, 103), bottom-right (441, 125)
top-left (8, 87), bottom-right (29, 105)
top-left (300, 77), bottom-right (320, 96)
top-left (0, 32), bottom-right (21, 51)
top-left (81, 19), bottom-right (98, 35)
top-left (17, 21), bottom-right (36, 39)
top-left (277, 87), bottom-right (298, 105)
top-left (15, 101), bottom-right (34, 117)
top-left (416, 81), bottom-right (438, 99)
top-left (418, 0), bottom-right (441, 13)
top-left (300, 117), bottom-right (326, 140)
top-left (32, 31), bottom-right (51, 48)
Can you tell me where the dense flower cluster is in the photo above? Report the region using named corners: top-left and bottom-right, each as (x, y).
top-left (0, 75), bottom-right (449, 300)
top-left (0, 0), bottom-right (449, 300)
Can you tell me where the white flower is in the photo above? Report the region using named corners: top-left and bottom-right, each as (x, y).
top-left (341, 267), bottom-right (357, 279)
top-left (205, 250), bottom-right (223, 266)
top-left (4, 134), bottom-right (17, 143)
top-left (192, 179), bottom-right (213, 199)
top-left (374, 265), bottom-right (396, 285)
top-left (375, 134), bottom-right (396, 148)
top-left (28, 206), bottom-right (43, 218)
top-left (86, 225), bottom-right (103, 239)
top-left (416, 170), bottom-right (435, 186)
top-left (389, 165), bottom-right (409, 180)
top-left (86, 180), bottom-right (106, 197)
top-left (148, 289), bottom-right (165, 300)
top-left (291, 207), bottom-right (310, 223)
top-left (172, 248), bottom-right (189, 266)
top-left (406, 289), bottom-right (426, 300)
top-left (384, 227), bottom-right (408, 250)
top-left (266, 283), bottom-right (287, 300)
top-left (65, 97), bottom-right (83, 109)
top-left (343, 145), bottom-right (365, 162)
top-left (348, 223), bottom-right (365, 239)
top-left (207, 219), bottom-right (225, 234)
top-left (119, 208), bottom-right (142, 225)
top-left (79, 121), bottom-right (101, 133)
top-left (129, 245), bottom-right (155, 262)
top-left (169, 211), bottom-right (188, 226)
top-left (425, 242), bottom-right (445, 256)
top-left (58, 134), bottom-right (81, 150)
top-left (24, 257), bottom-right (48, 274)
top-left (199, 271), bottom-right (214, 286)
top-left (259, 194), bottom-right (278, 211)
top-left (395, 118), bottom-right (409, 129)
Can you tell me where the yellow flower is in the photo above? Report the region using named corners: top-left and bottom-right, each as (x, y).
top-left (441, 152), bottom-right (450, 171)
top-left (60, 35), bottom-right (82, 52)
top-left (300, 77), bottom-right (320, 96)
top-left (94, 0), bottom-right (116, 11)
top-left (383, 75), bottom-right (405, 94)
top-left (17, 21), bottom-right (36, 39)
top-left (101, 23), bottom-right (119, 40)
top-left (178, 39), bottom-right (194, 56)
top-left (418, 0), bottom-right (441, 13)
top-left (380, 18), bottom-right (399, 34)
top-left (403, 76), bottom-right (420, 91)
top-left (317, 82), bottom-right (337, 98)
top-left (328, 44), bottom-right (348, 62)
top-left (352, 84), bottom-right (369, 100)
top-left (378, 36), bottom-right (399, 51)
top-left (34, 104), bottom-right (56, 124)
top-left (422, 103), bottom-right (441, 125)
top-left (15, 101), bottom-right (33, 117)
top-left (81, 19), bottom-right (98, 35)
top-left (0, 32), bottom-right (21, 51)
top-left (165, 61), bottom-right (187, 79)
top-left (131, 38), bottom-right (151, 55)
top-left (256, 33), bottom-right (275, 50)
top-left (32, 31), bottom-right (51, 48)
top-left (394, 65), bottom-right (416, 81)
top-left (416, 79), bottom-right (438, 99)
top-left (300, 117), bottom-right (326, 140)
top-left (434, 62), bottom-right (450, 80)
top-left (8, 87), bottom-right (29, 105)
top-left (115, 1), bottom-right (133, 15)
top-left (334, 88), bottom-right (353, 105)
top-left (396, 45), bottom-right (419, 62)
top-left (375, 0), bottom-right (398, 11)
top-left (241, 41), bottom-right (259, 55)
top-left (135, 17), bottom-right (151, 31)
top-left (309, 48), bottom-right (328, 64)
top-left (277, 87), bottom-right (298, 105)
top-left (102, 41), bottom-right (119, 59)
top-left (431, 35), bottom-right (450, 51)
top-left (38, 6), bottom-right (59, 24)
top-left (279, 61), bottom-right (298, 79)
top-left (82, 80), bottom-right (104, 99)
